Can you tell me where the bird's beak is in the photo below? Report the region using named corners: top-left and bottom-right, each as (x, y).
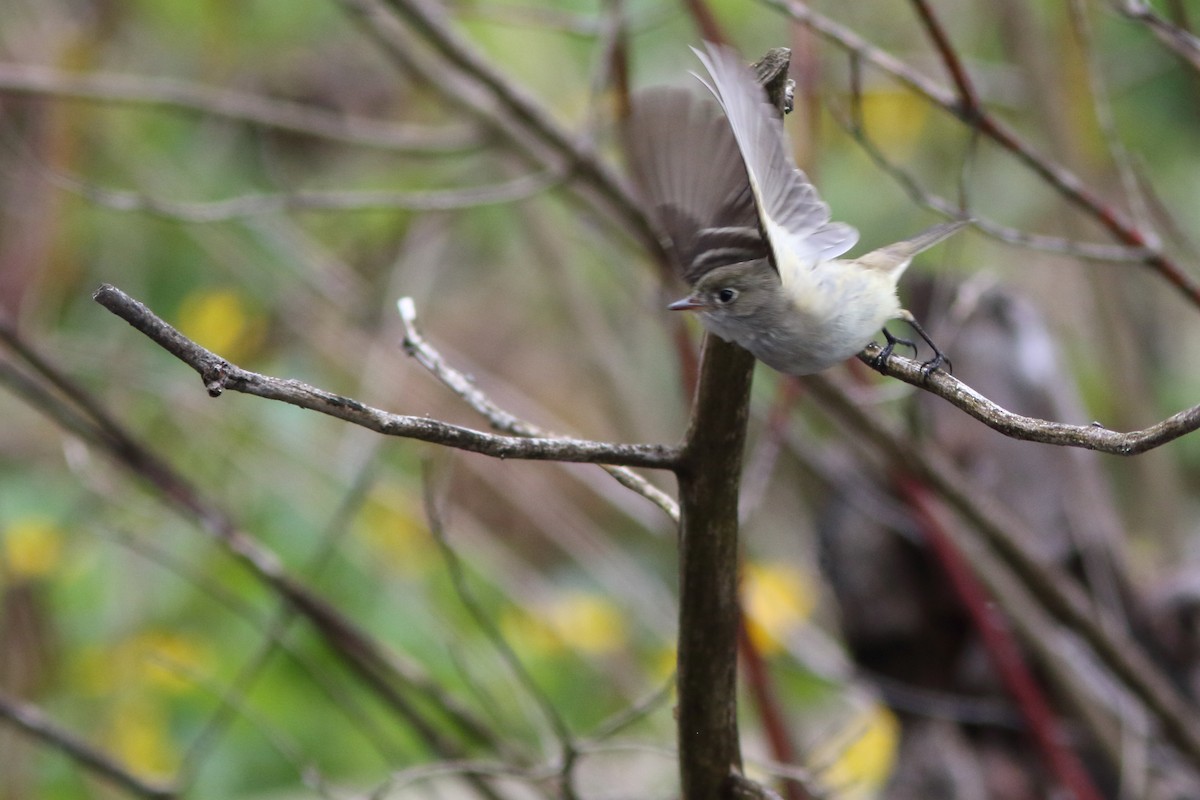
top-left (668, 295), bottom-right (706, 311)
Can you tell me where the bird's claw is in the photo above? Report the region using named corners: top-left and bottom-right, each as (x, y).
top-left (918, 353), bottom-right (952, 379)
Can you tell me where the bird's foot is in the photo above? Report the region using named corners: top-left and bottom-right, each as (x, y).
top-left (873, 328), bottom-right (917, 368)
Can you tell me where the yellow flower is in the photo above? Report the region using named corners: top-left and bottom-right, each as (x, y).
top-left (742, 562), bottom-right (816, 655)
top-left (546, 592), bottom-right (626, 656)
top-left (355, 487), bottom-right (433, 574)
top-left (858, 90), bottom-right (930, 156)
top-left (129, 631), bottom-right (211, 694)
top-left (500, 592), bottom-right (627, 658)
top-left (499, 607), bottom-right (561, 657)
top-left (3, 517), bottom-right (64, 579)
top-left (108, 699), bottom-right (178, 778)
top-left (818, 704), bottom-right (900, 798)
top-left (176, 288), bottom-right (264, 362)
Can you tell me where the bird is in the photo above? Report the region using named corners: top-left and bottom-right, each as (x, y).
top-left (623, 42), bottom-right (967, 376)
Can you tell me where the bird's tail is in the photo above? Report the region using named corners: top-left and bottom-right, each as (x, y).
top-left (901, 219), bottom-right (971, 256)
top-left (855, 219), bottom-right (970, 277)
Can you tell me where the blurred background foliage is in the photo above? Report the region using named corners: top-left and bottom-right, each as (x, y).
top-left (3, 0), bottom-right (1200, 798)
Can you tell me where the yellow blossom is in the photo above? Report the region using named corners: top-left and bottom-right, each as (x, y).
top-left (3, 517), bottom-right (64, 579)
top-left (742, 562), bottom-right (816, 655)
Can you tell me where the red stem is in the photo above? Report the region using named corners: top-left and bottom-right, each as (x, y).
top-left (899, 477), bottom-right (1104, 800)
top-left (738, 614), bottom-right (811, 800)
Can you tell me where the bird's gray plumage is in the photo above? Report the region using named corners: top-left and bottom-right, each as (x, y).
top-left (624, 42), bottom-right (968, 375)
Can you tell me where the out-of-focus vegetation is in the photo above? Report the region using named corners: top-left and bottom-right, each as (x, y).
top-left (4, 1), bottom-right (1200, 798)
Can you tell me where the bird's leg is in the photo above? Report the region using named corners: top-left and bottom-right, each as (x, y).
top-left (897, 309), bottom-right (952, 377)
top-left (874, 327), bottom-right (918, 368)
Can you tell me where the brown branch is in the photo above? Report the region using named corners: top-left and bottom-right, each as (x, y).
top-left (676, 335), bottom-right (756, 800)
top-left (860, 345), bottom-right (1200, 455)
top-left (91, 284), bottom-right (680, 471)
top-left (769, 0), bottom-right (1200, 310)
top-left (0, 691), bottom-right (177, 799)
top-left (908, 0), bottom-right (983, 117)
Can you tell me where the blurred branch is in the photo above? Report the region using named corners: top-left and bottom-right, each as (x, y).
top-left (1118, 0), bottom-right (1200, 73)
top-left (804, 373), bottom-right (1200, 767)
top-left (907, 0), bottom-right (983, 118)
top-left (397, 297), bottom-right (680, 522)
top-left (769, 0), bottom-right (1200, 310)
top-left (335, 0), bottom-right (663, 257)
top-left (859, 345), bottom-right (1200, 454)
top-left (738, 622), bottom-right (811, 800)
top-left (91, 284), bottom-right (680, 470)
top-left (901, 479), bottom-right (1104, 800)
top-left (178, 464), bottom-right (401, 780)
top-left (0, 314), bottom-right (518, 794)
top-left (831, 93), bottom-right (1152, 263)
top-left (0, 691), bottom-right (177, 800)
top-left (58, 167), bottom-right (563, 221)
top-left (0, 62), bottom-right (484, 153)
top-left (423, 466), bottom-right (580, 800)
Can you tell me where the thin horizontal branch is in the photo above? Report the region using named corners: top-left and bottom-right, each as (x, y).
top-left (92, 284), bottom-right (679, 471)
top-left (860, 346), bottom-right (1200, 454)
top-left (64, 169), bottom-right (562, 222)
top-left (397, 298), bottom-right (680, 522)
top-left (0, 691), bottom-right (177, 799)
top-left (0, 62), bottom-right (483, 153)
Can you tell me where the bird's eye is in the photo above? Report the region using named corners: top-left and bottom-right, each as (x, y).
top-left (716, 288), bottom-right (738, 304)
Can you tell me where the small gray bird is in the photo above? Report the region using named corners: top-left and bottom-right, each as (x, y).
top-left (624, 43), bottom-right (967, 376)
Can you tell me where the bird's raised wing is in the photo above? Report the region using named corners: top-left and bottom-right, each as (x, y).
top-left (623, 87), bottom-right (768, 284)
top-left (692, 43), bottom-right (858, 285)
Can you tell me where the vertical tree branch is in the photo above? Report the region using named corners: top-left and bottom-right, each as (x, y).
top-left (676, 336), bottom-right (757, 800)
top-left (672, 48), bottom-right (795, 800)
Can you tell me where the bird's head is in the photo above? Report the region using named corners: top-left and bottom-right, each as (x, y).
top-left (667, 262), bottom-right (782, 322)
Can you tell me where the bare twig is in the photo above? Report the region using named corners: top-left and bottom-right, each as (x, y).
top-left (397, 297), bottom-right (680, 522)
top-left (0, 691), bottom-right (177, 799)
top-left (91, 284), bottom-right (680, 471)
top-left (0, 62), bottom-right (483, 153)
top-left (859, 345), bottom-right (1200, 455)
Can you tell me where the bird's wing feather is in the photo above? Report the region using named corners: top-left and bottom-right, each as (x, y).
top-left (691, 43), bottom-right (859, 286)
top-left (623, 87), bottom-right (768, 283)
